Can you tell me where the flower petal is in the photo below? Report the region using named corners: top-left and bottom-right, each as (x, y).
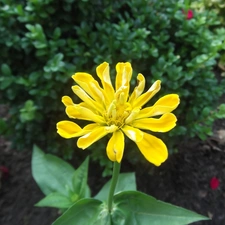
top-left (132, 113), bottom-right (177, 132)
top-left (137, 94), bottom-right (180, 118)
top-left (66, 105), bottom-right (105, 123)
top-left (96, 62), bottom-right (115, 103)
top-left (132, 80), bottom-right (161, 108)
top-left (62, 96), bottom-right (74, 107)
top-left (56, 121), bottom-right (83, 138)
top-left (136, 132), bottom-right (168, 166)
top-left (129, 73), bottom-right (146, 104)
top-left (122, 125), bottom-right (143, 142)
top-left (72, 85), bottom-right (104, 112)
top-left (106, 130), bottom-right (124, 163)
top-left (77, 125), bottom-right (110, 149)
top-left (115, 62), bottom-right (132, 101)
top-left (72, 72), bottom-right (104, 102)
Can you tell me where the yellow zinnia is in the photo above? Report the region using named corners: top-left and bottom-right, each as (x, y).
top-left (57, 62), bottom-right (180, 166)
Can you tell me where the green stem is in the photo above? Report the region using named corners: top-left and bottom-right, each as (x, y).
top-left (107, 161), bottom-right (121, 213)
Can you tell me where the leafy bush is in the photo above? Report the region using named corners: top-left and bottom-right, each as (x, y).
top-left (192, 0), bottom-right (225, 76)
top-left (0, 0), bottom-right (225, 160)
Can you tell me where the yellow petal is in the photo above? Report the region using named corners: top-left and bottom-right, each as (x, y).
top-left (66, 105), bottom-right (105, 123)
top-left (125, 108), bottom-right (140, 124)
top-left (122, 125), bottom-right (143, 142)
top-left (56, 121), bottom-right (83, 139)
top-left (72, 85), bottom-right (104, 112)
top-left (132, 80), bottom-right (161, 108)
top-left (129, 73), bottom-right (146, 104)
top-left (62, 96), bottom-right (74, 107)
top-left (77, 125), bottom-right (109, 149)
top-left (96, 62), bottom-right (115, 103)
top-left (106, 130), bottom-right (125, 163)
top-left (132, 113), bottom-right (177, 132)
top-left (115, 62), bottom-right (132, 101)
top-left (83, 123), bottom-right (100, 131)
top-left (136, 132), bottom-right (168, 166)
top-left (137, 94), bottom-right (180, 118)
top-left (72, 72), bottom-right (104, 102)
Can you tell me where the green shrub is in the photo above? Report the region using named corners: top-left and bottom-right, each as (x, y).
top-left (0, 0), bottom-right (225, 161)
top-left (192, 0), bottom-right (225, 76)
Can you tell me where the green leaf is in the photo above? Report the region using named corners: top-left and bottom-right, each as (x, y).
top-left (35, 192), bottom-right (73, 208)
top-left (112, 191), bottom-right (209, 225)
top-left (94, 173), bottom-right (136, 202)
top-left (72, 156), bottom-right (90, 198)
top-left (216, 103), bottom-right (225, 118)
top-left (52, 198), bottom-right (110, 225)
top-left (0, 118), bottom-right (7, 134)
top-left (32, 145), bottom-right (75, 195)
top-left (0, 77), bottom-right (13, 90)
top-left (1, 63), bottom-right (11, 75)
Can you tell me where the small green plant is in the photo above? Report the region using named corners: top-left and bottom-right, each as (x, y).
top-left (33, 62), bottom-right (208, 224)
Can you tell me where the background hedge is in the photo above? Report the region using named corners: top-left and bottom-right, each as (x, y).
top-left (0, 0), bottom-right (225, 164)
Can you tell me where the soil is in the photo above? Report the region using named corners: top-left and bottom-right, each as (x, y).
top-left (0, 118), bottom-right (225, 225)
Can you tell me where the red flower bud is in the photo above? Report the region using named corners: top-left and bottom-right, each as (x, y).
top-left (210, 177), bottom-right (219, 190)
top-left (182, 9), bottom-right (194, 20)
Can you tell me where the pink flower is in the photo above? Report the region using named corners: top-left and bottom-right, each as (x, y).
top-left (210, 177), bottom-right (219, 190)
top-left (182, 9), bottom-right (194, 20)
top-left (0, 166), bottom-right (9, 179)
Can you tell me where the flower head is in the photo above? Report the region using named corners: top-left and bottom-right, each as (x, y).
top-left (57, 62), bottom-right (180, 166)
top-left (182, 9), bottom-right (194, 20)
top-left (210, 177), bottom-right (219, 190)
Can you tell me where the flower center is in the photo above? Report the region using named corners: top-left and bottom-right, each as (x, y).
top-left (104, 92), bottom-right (131, 128)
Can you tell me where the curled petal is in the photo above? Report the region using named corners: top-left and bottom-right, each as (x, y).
top-left (125, 108), bottom-right (140, 124)
top-left (72, 73), bottom-right (104, 102)
top-left (122, 125), bottom-right (143, 142)
top-left (66, 105), bottom-right (105, 123)
top-left (106, 130), bottom-right (125, 163)
top-left (72, 85), bottom-right (104, 112)
top-left (62, 96), bottom-right (74, 107)
top-left (132, 113), bottom-right (177, 132)
top-left (132, 80), bottom-right (161, 108)
top-left (96, 62), bottom-right (115, 103)
top-left (129, 73), bottom-right (146, 104)
top-left (115, 62), bottom-right (132, 101)
top-left (56, 121), bottom-right (83, 139)
top-left (136, 132), bottom-right (168, 166)
top-left (138, 94), bottom-right (180, 118)
top-left (77, 125), bottom-right (114, 149)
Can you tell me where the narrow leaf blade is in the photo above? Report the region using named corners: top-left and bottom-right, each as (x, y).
top-left (35, 192), bottom-right (73, 208)
top-left (72, 156), bottom-right (89, 198)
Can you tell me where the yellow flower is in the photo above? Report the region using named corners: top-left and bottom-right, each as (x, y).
top-left (57, 62), bottom-right (180, 166)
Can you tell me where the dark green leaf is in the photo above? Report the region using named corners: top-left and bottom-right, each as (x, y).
top-left (52, 198), bottom-right (110, 225)
top-left (32, 145), bottom-right (75, 195)
top-left (112, 191), bottom-right (209, 225)
top-left (35, 192), bottom-right (73, 208)
top-left (72, 156), bottom-right (90, 198)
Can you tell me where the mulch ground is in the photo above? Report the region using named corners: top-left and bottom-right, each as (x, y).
top-left (1, 120), bottom-right (225, 225)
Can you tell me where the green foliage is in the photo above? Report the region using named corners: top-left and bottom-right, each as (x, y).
top-left (32, 145), bottom-right (90, 209)
top-left (52, 191), bottom-right (209, 225)
top-left (0, 0), bottom-right (225, 160)
top-left (191, 0), bottom-right (225, 73)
